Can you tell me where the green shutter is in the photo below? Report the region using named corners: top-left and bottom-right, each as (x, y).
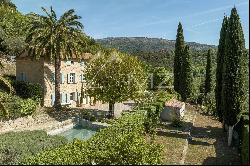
top-left (62, 93), bottom-right (66, 104)
top-left (51, 93), bottom-right (55, 106)
top-left (74, 73), bottom-right (77, 83)
top-left (61, 73), bottom-right (64, 84)
top-left (66, 93), bottom-right (70, 104)
top-left (24, 73), bottom-right (27, 81)
top-left (67, 74), bottom-right (70, 83)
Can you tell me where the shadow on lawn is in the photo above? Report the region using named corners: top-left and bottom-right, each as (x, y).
top-left (202, 133), bottom-right (241, 165)
top-left (190, 121), bottom-right (241, 164)
top-left (158, 115), bottom-right (241, 165)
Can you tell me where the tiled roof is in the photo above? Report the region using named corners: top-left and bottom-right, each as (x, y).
top-left (16, 50), bottom-right (92, 60)
top-left (165, 99), bottom-right (185, 109)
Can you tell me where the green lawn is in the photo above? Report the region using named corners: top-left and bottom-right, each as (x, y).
top-left (153, 104), bottom-right (241, 165)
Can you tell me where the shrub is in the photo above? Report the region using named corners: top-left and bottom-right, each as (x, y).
top-left (21, 112), bottom-right (163, 165)
top-left (12, 80), bottom-right (43, 100)
top-left (0, 130), bottom-right (67, 165)
top-left (241, 125), bottom-right (249, 165)
top-left (171, 118), bottom-right (183, 128)
top-left (0, 91), bottom-right (39, 120)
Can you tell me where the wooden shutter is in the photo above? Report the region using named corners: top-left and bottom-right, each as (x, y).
top-left (62, 93), bottom-right (66, 104)
top-left (74, 73), bottom-right (77, 83)
top-left (24, 73), bottom-right (27, 81)
top-left (74, 92), bottom-right (77, 101)
top-left (60, 73), bottom-right (64, 84)
top-left (86, 95), bottom-right (89, 104)
top-left (66, 93), bottom-right (70, 103)
top-left (51, 73), bottom-right (55, 84)
top-left (67, 74), bottom-right (70, 83)
top-left (20, 74), bottom-right (23, 81)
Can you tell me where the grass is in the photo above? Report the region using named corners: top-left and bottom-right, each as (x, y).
top-left (151, 104), bottom-right (241, 165)
top-left (153, 131), bottom-right (187, 165)
top-left (149, 105), bottom-right (196, 165)
top-left (184, 107), bottom-right (241, 165)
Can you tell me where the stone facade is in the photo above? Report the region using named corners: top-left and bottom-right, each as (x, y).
top-left (16, 55), bottom-right (94, 108)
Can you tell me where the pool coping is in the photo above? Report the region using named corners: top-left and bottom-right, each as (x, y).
top-left (47, 119), bottom-right (111, 136)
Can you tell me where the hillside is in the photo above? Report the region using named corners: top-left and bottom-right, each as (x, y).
top-left (96, 37), bottom-right (217, 54)
top-left (96, 37), bottom-right (217, 69)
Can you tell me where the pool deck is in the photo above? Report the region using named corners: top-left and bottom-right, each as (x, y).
top-left (47, 120), bottom-right (111, 136)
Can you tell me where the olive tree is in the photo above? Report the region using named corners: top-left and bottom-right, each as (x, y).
top-left (85, 49), bottom-right (147, 118)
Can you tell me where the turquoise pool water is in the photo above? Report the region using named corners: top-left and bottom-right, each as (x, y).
top-left (58, 125), bottom-right (97, 142)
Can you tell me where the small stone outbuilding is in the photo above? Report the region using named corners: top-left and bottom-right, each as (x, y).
top-left (160, 99), bottom-right (185, 122)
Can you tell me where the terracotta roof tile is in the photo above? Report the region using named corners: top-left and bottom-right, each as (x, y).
top-left (16, 51), bottom-right (92, 60)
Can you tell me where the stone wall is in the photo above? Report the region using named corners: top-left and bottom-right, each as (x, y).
top-left (15, 57), bottom-right (98, 108)
top-left (16, 58), bottom-right (44, 84)
top-left (43, 59), bottom-right (90, 107)
top-left (0, 111), bottom-right (75, 135)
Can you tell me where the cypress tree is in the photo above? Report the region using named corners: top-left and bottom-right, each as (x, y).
top-left (181, 45), bottom-right (193, 101)
top-left (174, 22), bottom-right (185, 94)
top-left (222, 7), bottom-right (248, 146)
top-left (215, 16), bottom-right (228, 123)
top-left (205, 49), bottom-right (212, 95)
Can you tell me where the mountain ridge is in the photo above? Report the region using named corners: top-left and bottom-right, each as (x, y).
top-left (96, 37), bottom-right (217, 54)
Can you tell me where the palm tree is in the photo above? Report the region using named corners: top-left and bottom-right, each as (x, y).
top-left (25, 7), bottom-right (85, 111)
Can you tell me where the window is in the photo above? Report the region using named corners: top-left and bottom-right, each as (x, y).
top-left (20, 72), bottom-right (26, 81)
top-left (51, 94), bottom-right (55, 106)
top-left (66, 60), bottom-right (71, 66)
top-left (80, 74), bottom-right (86, 82)
top-left (69, 73), bottom-right (75, 83)
top-left (70, 92), bottom-right (75, 101)
top-left (80, 60), bottom-right (85, 67)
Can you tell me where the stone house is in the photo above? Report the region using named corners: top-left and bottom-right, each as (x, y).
top-left (160, 99), bottom-right (186, 121)
top-left (16, 52), bottom-right (95, 108)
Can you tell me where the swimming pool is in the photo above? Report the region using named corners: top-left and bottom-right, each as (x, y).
top-left (58, 125), bottom-right (97, 142)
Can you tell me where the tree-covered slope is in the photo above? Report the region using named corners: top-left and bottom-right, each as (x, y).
top-left (96, 37), bottom-right (217, 69)
top-left (96, 37), bottom-right (216, 54)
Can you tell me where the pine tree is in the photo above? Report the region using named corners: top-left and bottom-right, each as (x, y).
top-left (222, 7), bottom-right (248, 146)
top-left (181, 45), bottom-right (193, 101)
top-left (205, 49), bottom-right (212, 95)
top-left (174, 22), bottom-right (185, 94)
top-left (215, 16), bottom-right (228, 123)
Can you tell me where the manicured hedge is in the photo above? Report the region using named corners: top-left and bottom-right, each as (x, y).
top-left (0, 130), bottom-right (67, 165)
top-left (21, 112), bottom-right (163, 165)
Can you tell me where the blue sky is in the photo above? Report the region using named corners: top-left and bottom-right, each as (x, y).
top-left (13, 0), bottom-right (249, 48)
